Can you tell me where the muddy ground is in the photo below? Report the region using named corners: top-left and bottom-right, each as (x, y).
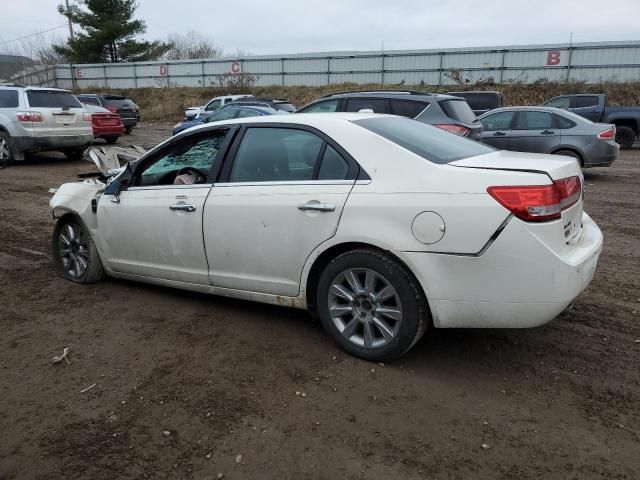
top-left (0, 124), bottom-right (638, 480)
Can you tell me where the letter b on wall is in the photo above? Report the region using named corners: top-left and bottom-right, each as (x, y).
top-left (546, 51), bottom-right (561, 66)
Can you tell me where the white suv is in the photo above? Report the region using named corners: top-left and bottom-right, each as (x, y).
top-left (184, 94), bottom-right (253, 119)
top-left (0, 84), bottom-right (93, 166)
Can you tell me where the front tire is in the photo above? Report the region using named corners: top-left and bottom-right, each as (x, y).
top-left (615, 126), bottom-right (636, 150)
top-left (52, 216), bottom-right (105, 283)
top-left (316, 249), bottom-right (429, 362)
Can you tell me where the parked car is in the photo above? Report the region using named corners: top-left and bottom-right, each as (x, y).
top-left (542, 94), bottom-right (640, 149)
top-left (184, 94), bottom-right (254, 119)
top-left (447, 91), bottom-right (505, 116)
top-left (84, 104), bottom-right (125, 144)
top-left (173, 105), bottom-right (288, 135)
top-left (76, 94), bottom-right (140, 133)
top-left (478, 106), bottom-right (618, 167)
top-left (227, 98), bottom-right (297, 112)
top-left (49, 113), bottom-right (602, 361)
top-left (0, 84), bottom-right (93, 165)
top-left (297, 90), bottom-right (482, 139)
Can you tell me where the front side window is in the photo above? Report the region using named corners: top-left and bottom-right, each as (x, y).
top-left (235, 108), bottom-right (262, 118)
top-left (205, 99), bottom-right (223, 112)
top-left (480, 111), bottom-right (515, 131)
top-left (229, 128), bottom-right (324, 182)
top-left (137, 131), bottom-right (227, 186)
top-left (301, 100), bottom-right (339, 113)
top-left (345, 98), bottom-right (386, 114)
top-left (206, 107), bottom-right (237, 122)
top-left (514, 111), bottom-right (554, 130)
top-left (0, 90), bottom-right (19, 108)
top-left (544, 96), bottom-right (570, 109)
top-left (353, 117), bottom-right (494, 164)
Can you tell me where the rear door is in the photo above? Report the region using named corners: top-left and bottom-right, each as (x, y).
top-left (509, 110), bottom-right (560, 153)
top-left (203, 125), bottom-right (358, 296)
top-left (479, 110), bottom-right (515, 149)
top-left (25, 89), bottom-right (89, 138)
top-left (568, 95), bottom-right (601, 122)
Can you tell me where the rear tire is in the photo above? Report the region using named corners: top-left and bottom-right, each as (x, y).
top-left (554, 149), bottom-right (582, 165)
top-left (125, 127), bottom-right (133, 134)
top-left (0, 131), bottom-right (15, 168)
top-left (104, 136), bottom-right (119, 144)
top-left (316, 249), bottom-right (429, 362)
top-left (64, 149), bottom-right (85, 160)
top-left (615, 126), bottom-right (636, 150)
top-left (52, 215), bottom-right (105, 284)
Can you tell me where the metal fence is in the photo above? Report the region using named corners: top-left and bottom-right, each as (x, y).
top-left (9, 40), bottom-right (640, 89)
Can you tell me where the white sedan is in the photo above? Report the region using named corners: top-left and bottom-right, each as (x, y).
top-left (49, 113), bottom-right (603, 361)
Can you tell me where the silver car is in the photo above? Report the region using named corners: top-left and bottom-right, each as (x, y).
top-left (478, 106), bottom-right (618, 167)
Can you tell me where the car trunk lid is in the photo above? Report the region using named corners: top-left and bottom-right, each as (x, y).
top-left (25, 89), bottom-right (91, 137)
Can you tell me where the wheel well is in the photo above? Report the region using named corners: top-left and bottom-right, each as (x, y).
top-left (305, 242), bottom-right (425, 317)
top-left (611, 119), bottom-right (638, 134)
top-left (551, 147), bottom-right (583, 167)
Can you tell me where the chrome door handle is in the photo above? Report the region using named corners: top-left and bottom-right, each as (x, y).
top-left (297, 203), bottom-right (336, 212)
top-left (169, 204), bottom-right (196, 212)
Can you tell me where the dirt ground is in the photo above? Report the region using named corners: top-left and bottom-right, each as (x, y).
top-left (0, 124), bottom-right (638, 480)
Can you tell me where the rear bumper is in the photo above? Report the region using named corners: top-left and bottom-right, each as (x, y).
top-left (93, 124), bottom-right (125, 138)
top-left (11, 134), bottom-right (94, 152)
top-left (120, 117), bottom-right (138, 128)
top-left (399, 212), bottom-right (603, 328)
top-left (582, 141), bottom-right (618, 167)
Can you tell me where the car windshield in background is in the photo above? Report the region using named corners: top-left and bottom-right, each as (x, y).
top-left (452, 94), bottom-right (495, 111)
top-left (275, 103), bottom-right (297, 112)
top-left (26, 90), bottom-right (83, 108)
top-left (439, 99), bottom-right (477, 124)
top-left (353, 116), bottom-right (494, 164)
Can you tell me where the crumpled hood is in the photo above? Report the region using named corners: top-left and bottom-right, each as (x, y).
top-left (86, 145), bottom-right (147, 177)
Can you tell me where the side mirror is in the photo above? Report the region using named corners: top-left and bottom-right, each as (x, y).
top-left (184, 110), bottom-right (198, 119)
top-left (106, 164), bottom-right (132, 204)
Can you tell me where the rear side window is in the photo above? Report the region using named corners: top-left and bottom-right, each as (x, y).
top-left (235, 108), bottom-right (262, 118)
top-left (514, 111), bottom-right (554, 130)
top-left (555, 115), bottom-right (577, 129)
top-left (354, 117), bottom-right (494, 164)
top-left (439, 99), bottom-right (477, 124)
top-left (230, 128), bottom-right (323, 182)
top-left (0, 90), bottom-right (19, 108)
top-left (574, 96), bottom-right (598, 108)
top-left (26, 90), bottom-right (82, 108)
top-left (389, 100), bottom-right (428, 118)
top-left (301, 100), bottom-right (339, 113)
top-left (345, 98), bottom-right (386, 114)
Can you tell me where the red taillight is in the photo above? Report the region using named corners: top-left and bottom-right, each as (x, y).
top-left (106, 106), bottom-right (118, 113)
top-left (434, 124), bottom-right (470, 137)
top-left (16, 111), bottom-right (42, 122)
top-left (487, 175), bottom-right (582, 222)
top-left (597, 127), bottom-right (615, 140)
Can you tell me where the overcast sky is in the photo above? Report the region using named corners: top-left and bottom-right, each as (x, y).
top-left (2, 0), bottom-right (640, 55)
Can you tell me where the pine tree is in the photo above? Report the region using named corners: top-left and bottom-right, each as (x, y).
top-left (54, 0), bottom-right (170, 62)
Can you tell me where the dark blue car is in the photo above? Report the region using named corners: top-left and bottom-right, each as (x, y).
top-left (173, 105), bottom-right (288, 135)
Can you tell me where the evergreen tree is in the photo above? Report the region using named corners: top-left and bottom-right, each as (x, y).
top-left (54, 0), bottom-right (169, 62)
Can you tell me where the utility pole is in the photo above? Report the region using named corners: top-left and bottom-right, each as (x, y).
top-left (65, 0), bottom-right (75, 41)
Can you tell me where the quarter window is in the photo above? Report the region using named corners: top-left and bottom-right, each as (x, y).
top-left (0, 90), bottom-right (19, 108)
top-left (345, 98), bottom-right (387, 113)
top-left (137, 131), bottom-right (227, 186)
top-left (480, 111), bottom-right (515, 131)
top-left (555, 114), bottom-right (577, 129)
top-left (514, 111), bottom-right (554, 130)
top-left (229, 128), bottom-right (324, 182)
top-left (318, 145), bottom-right (349, 180)
top-left (574, 96), bottom-right (598, 108)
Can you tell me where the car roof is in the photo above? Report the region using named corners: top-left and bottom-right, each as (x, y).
top-left (318, 91), bottom-right (458, 101)
top-left (478, 105), bottom-right (589, 119)
top-left (448, 90), bottom-right (503, 95)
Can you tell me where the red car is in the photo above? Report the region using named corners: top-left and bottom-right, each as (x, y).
top-left (84, 104), bottom-right (125, 144)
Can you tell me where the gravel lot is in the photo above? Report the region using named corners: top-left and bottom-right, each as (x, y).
top-left (1, 124), bottom-right (639, 480)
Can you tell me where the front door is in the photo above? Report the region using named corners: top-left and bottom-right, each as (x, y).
top-left (509, 110), bottom-right (561, 154)
top-left (97, 129), bottom-right (231, 284)
top-left (204, 125), bottom-right (358, 296)
top-left (479, 110), bottom-right (515, 150)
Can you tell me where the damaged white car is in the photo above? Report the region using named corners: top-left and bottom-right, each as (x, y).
top-left (50, 113), bottom-right (603, 361)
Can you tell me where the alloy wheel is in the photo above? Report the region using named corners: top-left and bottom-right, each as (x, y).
top-left (328, 268), bottom-right (403, 349)
top-left (0, 138), bottom-right (9, 161)
top-left (58, 223), bottom-right (89, 278)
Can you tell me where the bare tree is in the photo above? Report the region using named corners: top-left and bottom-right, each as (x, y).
top-left (0, 31), bottom-right (66, 84)
top-left (164, 31), bottom-right (222, 60)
